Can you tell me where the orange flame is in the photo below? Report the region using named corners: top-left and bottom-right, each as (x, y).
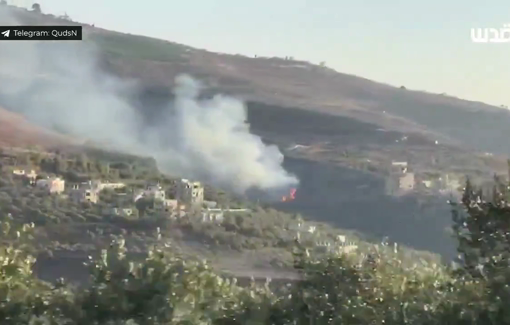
top-left (281, 188), bottom-right (297, 202)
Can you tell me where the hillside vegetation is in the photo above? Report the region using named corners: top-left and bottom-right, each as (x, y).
top-left (0, 4), bottom-right (481, 264)
top-left (0, 179), bottom-right (510, 324)
top-left (2, 5), bottom-right (510, 323)
top-left (87, 32), bottom-right (188, 62)
top-left (2, 147), bottom-right (420, 282)
top-left (5, 4), bottom-right (510, 157)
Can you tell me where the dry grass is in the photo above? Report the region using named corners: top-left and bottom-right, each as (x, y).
top-left (0, 106), bottom-right (70, 148)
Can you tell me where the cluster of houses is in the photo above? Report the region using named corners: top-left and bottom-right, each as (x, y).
top-left (9, 167), bottom-right (359, 253)
top-left (386, 161), bottom-right (463, 197)
top-left (10, 168), bottom-right (248, 222)
top-left (12, 168), bottom-right (126, 201)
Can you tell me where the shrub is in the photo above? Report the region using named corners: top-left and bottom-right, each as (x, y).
top-left (0, 177), bottom-right (510, 323)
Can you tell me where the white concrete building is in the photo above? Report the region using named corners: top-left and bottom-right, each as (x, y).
top-left (337, 242), bottom-right (358, 254)
top-left (201, 208), bottom-right (224, 223)
top-left (391, 161), bottom-right (408, 173)
top-left (97, 181), bottom-right (126, 191)
top-left (398, 173), bottom-right (415, 191)
top-left (12, 169), bottom-right (26, 176)
top-left (422, 180), bottom-right (432, 188)
top-left (391, 161), bottom-right (408, 168)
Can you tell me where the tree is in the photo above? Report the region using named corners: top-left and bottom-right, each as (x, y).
top-left (31, 3), bottom-right (41, 13)
top-left (452, 178), bottom-right (510, 274)
top-left (3, 164), bottom-right (510, 323)
top-left (53, 156), bottom-right (67, 174)
top-left (29, 152), bottom-right (42, 166)
top-left (95, 161), bottom-right (107, 175)
top-left (451, 175), bottom-right (510, 323)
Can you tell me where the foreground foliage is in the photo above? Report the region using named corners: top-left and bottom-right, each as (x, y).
top-left (1, 178), bottom-right (510, 324)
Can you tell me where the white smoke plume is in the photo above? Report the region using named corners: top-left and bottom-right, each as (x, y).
top-left (0, 6), bottom-right (298, 193)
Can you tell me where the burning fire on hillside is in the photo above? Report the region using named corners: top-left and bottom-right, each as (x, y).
top-left (281, 188), bottom-right (296, 202)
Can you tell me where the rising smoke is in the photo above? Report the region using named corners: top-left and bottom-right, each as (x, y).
top-left (0, 7), bottom-right (298, 194)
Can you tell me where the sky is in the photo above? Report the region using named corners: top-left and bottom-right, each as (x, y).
top-left (10, 0), bottom-right (510, 107)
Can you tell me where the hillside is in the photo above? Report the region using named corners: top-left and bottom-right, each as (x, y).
top-left (0, 106), bottom-right (69, 147)
top-left (0, 6), bottom-right (509, 324)
top-left (0, 5), bottom-right (508, 260)
top-left (3, 6), bottom-right (510, 157)
top-left (97, 35), bottom-right (510, 155)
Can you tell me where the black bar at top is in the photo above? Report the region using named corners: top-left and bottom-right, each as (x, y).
top-left (0, 25), bottom-right (82, 41)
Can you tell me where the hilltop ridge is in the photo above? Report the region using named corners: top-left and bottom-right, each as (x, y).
top-left (3, 4), bottom-right (510, 156)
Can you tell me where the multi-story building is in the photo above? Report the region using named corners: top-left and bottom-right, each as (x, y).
top-left (144, 183), bottom-right (166, 201)
top-left (134, 183), bottom-right (166, 202)
top-left (175, 179), bottom-right (204, 206)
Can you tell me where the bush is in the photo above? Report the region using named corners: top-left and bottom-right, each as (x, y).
top-left (1, 177), bottom-right (510, 323)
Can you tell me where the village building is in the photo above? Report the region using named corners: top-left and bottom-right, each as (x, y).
top-left (201, 208), bottom-right (225, 223)
top-left (12, 169), bottom-right (26, 176)
top-left (335, 235), bottom-right (359, 254)
top-left (314, 235), bottom-right (358, 254)
top-left (398, 172), bottom-right (415, 191)
top-left (11, 169), bottom-right (38, 185)
top-left (154, 198), bottom-right (181, 213)
top-left (134, 183), bottom-right (168, 209)
top-left (133, 183), bottom-right (190, 216)
top-left (35, 177), bottom-right (65, 194)
top-left (69, 181), bottom-right (100, 204)
top-left (102, 207), bottom-right (134, 217)
top-left (134, 183), bottom-right (166, 201)
top-left (386, 161), bottom-right (416, 195)
top-left (25, 170), bottom-right (37, 184)
top-left (391, 161), bottom-right (408, 173)
top-left (95, 181), bottom-right (126, 191)
top-left (422, 180), bottom-right (432, 188)
top-left (175, 179), bottom-right (204, 206)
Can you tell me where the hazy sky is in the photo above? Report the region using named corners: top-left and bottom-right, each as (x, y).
top-left (12, 0), bottom-right (510, 106)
